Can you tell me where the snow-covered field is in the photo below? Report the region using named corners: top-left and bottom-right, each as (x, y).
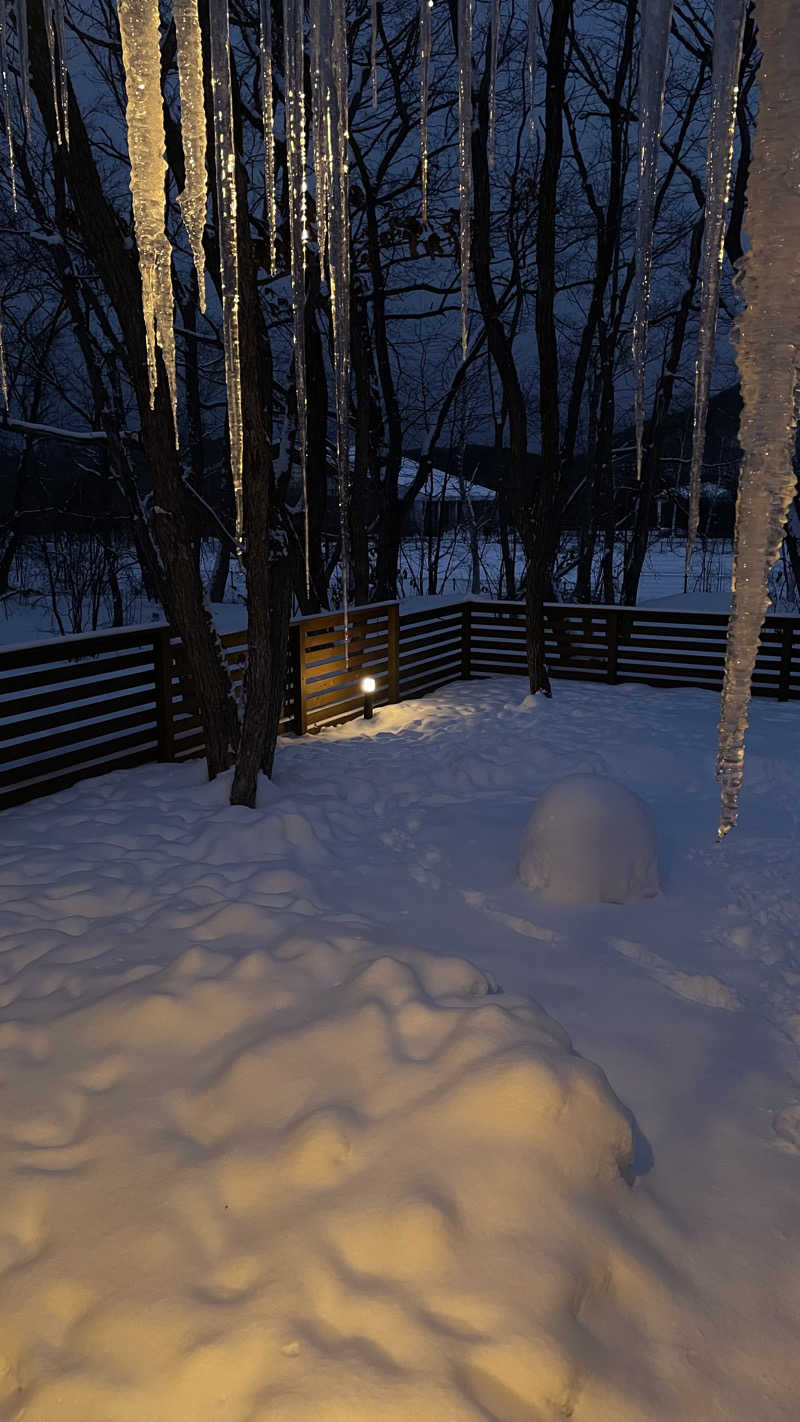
top-left (1, 676), bottom-right (799, 1419)
top-left (4, 534), bottom-right (791, 650)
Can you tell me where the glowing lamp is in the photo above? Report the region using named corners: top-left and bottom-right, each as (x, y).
top-left (361, 676), bottom-right (376, 719)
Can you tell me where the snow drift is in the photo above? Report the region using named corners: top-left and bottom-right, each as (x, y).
top-left (518, 773), bottom-right (660, 904)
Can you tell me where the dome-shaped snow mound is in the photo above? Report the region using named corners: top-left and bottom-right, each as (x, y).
top-left (519, 773), bottom-right (660, 904)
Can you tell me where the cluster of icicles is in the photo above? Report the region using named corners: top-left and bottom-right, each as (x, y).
top-left (0, 0), bottom-right (67, 397)
top-left (634, 0), bottom-right (800, 835)
top-left (0, 0), bottom-right (796, 836)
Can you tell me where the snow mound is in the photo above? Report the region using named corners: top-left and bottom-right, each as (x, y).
top-left (519, 773), bottom-right (660, 904)
top-left (0, 926), bottom-right (635, 1420)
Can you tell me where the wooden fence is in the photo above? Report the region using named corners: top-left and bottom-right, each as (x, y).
top-left (1, 599), bottom-right (798, 811)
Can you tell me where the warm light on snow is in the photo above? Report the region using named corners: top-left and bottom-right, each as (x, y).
top-left (1, 678), bottom-right (800, 1416)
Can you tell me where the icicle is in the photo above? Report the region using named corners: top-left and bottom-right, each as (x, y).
top-left (259, 0), bottom-right (277, 274)
top-left (685, 0), bottom-right (746, 582)
top-left (0, 0), bottom-right (17, 208)
top-left (208, 0), bottom-right (244, 551)
top-left (526, 0), bottom-right (537, 137)
top-left (632, 0), bottom-right (673, 481)
top-left (117, 0), bottom-right (178, 432)
top-left (370, 0), bottom-right (378, 108)
top-left (309, 0), bottom-right (331, 269)
top-left (488, 0), bottom-right (499, 168)
top-left (173, 0), bottom-right (208, 310)
top-left (330, 0), bottom-right (352, 652)
top-left (284, 0), bottom-right (310, 590)
top-left (308, 0), bottom-right (351, 641)
top-left (457, 0), bottom-right (472, 360)
top-left (42, 0), bottom-right (68, 145)
top-left (0, 303), bottom-right (7, 406)
top-left (419, 0), bottom-right (432, 224)
top-left (717, 0), bottom-right (800, 836)
top-left (15, 0), bottom-right (30, 133)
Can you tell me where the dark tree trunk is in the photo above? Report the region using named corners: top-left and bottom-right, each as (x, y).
top-left (349, 285), bottom-right (373, 605)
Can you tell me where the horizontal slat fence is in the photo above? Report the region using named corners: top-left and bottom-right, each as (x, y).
top-left (2, 598), bottom-right (798, 811)
top-left (470, 601), bottom-right (800, 699)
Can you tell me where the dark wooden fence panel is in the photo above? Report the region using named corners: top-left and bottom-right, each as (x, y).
top-left (0, 626), bottom-right (163, 811)
top-left (2, 598), bottom-right (799, 812)
top-left (469, 601), bottom-right (800, 700)
top-left (398, 602), bottom-right (465, 699)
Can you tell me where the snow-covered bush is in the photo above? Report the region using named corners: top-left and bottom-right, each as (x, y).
top-left (518, 774), bottom-right (660, 904)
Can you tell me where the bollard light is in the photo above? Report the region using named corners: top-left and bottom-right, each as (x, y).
top-left (361, 676), bottom-right (376, 720)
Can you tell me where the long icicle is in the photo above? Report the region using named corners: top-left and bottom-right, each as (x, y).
top-left (0, 0), bottom-right (17, 208)
top-left (173, 0), bottom-right (209, 310)
top-left (370, 0), bottom-right (378, 107)
top-left (488, 0), bottom-right (499, 168)
top-left (259, 0), bottom-right (277, 274)
top-left (526, 0), bottom-right (537, 137)
top-left (716, 0), bottom-right (800, 836)
top-left (330, 0), bottom-right (351, 650)
top-left (309, 0), bottom-right (330, 270)
top-left (632, 0), bottom-right (673, 481)
top-left (15, 0), bottom-right (30, 132)
top-left (419, 0), bottom-right (432, 224)
top-left (457, 0), bottom-right (472, 360)
top-left (117, 0), bottom-right (178, 430)
top-left (685, 0), bottom-right (746, 584)
top-left (208, 0), bottom-right (243, 550)
top-left (42, 0), bottom-right (68, 144)
top-left (284, 0), bottom-right (310, 592)
top-left (0, 302), bottom-right (7, 406)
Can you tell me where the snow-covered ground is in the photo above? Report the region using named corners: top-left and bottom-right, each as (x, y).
top-left (1, 676), bottom-right (799, 1419)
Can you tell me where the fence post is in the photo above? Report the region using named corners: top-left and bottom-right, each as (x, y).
top-left (778, 620), bottom-right (794, 702)
top-left (387, 603), bottom-right (400, 703)
top-left (292, 621), bottom-right (308, 734)
top-left (606, 610), bottom-right (619, 685)
top-left (461, 601), bottom-right (472, 679)
top-left (153, 627), bottom-right (175, 761)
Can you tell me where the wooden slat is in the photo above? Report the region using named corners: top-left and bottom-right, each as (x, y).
top-left (0, 744), bottom-right (159, 811)
top-left (0, 684), bottom-right (156, 741)
top-left (1, 705), bottom-right (157, 763)
top-left (0, 646), bottom-right (155, 699)
top-left (0, 726), bottom-right (158, 791)
top-left (0, 626), bottom-right (159, 672)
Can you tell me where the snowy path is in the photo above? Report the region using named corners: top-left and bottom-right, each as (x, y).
top-left (0, 678), bottom-right (799, 1418)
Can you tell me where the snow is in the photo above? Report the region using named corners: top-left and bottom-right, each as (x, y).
top-left (518, 773), bottom-right (660, 904)
top-left (2, 675), bottom-right (800, 1418)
